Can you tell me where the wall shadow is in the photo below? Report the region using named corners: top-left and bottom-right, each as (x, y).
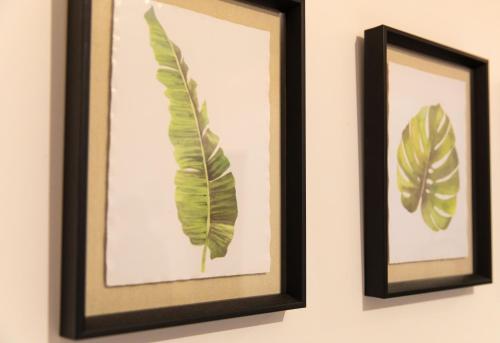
top-left (354, 36), bottom-right (366, 309)
top-left (353, 36), bottom-right (474, 312)
top-left (47, 0), bottom-right (67, 341)
top-left (47, 1), bottom-right (284, 342)
top-left (363, 287), bottom-right (473, 311)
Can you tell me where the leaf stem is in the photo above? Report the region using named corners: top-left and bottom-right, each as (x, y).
top-left (201, 245), bottom-right (207, 272)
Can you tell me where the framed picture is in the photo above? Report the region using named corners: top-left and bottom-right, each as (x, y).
top-left (363, 26), bottom-right (491, 298)
top-left (61, 0), bottom-right (305, 339)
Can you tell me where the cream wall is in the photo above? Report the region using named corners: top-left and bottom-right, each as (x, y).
top-left (1, 0), bottom-right (499, 342)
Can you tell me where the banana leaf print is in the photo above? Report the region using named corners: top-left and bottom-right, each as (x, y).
top-left (145, 7), bottom-right (238, 271)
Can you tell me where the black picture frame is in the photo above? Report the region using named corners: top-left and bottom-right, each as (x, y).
top-left (61, 0), bottom-right (305, 339)
top-left (363, 25), bottom-right (492, 298)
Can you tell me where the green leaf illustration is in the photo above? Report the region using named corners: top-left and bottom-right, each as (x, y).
top-left (145, 7), bottom-right (238, 272)
top-left (396, 104), bottom-right (459, 231)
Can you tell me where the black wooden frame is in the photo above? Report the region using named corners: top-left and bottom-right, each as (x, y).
top-left (363, 26), bottom-right (492, 298)
top-left (61, 0), bottom-right (305, 339)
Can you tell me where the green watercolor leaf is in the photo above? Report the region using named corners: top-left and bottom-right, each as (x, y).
top-left (145, 7), bottom-right (238, 271)
top-left (396, 104), bottom-right (459, 231)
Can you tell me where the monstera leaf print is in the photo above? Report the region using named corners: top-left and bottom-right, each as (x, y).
top-left (397, 104), bottom-right (459, 231)
top-left (145, 7), bottom-right (238, 271)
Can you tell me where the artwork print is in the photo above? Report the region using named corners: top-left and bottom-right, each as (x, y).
top-left (387, 48), bottom-right (471, 264)
top-left (105, 1), bottom-right (272, 286)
